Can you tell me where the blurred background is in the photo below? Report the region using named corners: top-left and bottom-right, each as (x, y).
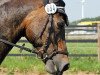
top-left (64, 0), bottom-right (100, 22)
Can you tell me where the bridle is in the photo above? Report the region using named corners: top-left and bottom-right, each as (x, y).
top-left (39, 0), bottom-right (68, 63)
top-left (0, 0), bottom-right (68, 63)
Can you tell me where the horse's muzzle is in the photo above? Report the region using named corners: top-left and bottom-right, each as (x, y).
top-left (53, 54), bottom-right (70, 72)
top-left (57, 60), bottom-right (70, 71)
top-left (45, 54), bottom-right (69, 74)
top-left (45, 60), bottom-right (56, 74)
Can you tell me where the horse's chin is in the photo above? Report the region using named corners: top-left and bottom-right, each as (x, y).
top-left (45, 60), bottom-right (56, 74)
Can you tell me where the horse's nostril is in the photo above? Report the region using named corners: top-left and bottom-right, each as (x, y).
top-left (62, 63), bottom-right (70, 71)
top-left (59, 62), bottom-right (70, 72)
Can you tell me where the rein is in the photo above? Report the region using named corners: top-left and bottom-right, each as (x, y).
top-left (0, 39), bottom-right (38, 54)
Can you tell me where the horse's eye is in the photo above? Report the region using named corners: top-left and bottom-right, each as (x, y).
top-left (57, 21), bottom-right (65, 28)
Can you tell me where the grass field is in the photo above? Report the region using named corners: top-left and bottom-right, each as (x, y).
top-left (1, 42), bottom-right (100, 74)
top-left (67, 42), bottom-right (100, 74)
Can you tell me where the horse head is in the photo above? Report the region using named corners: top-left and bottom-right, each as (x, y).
top-left (22, 0), bottom-right (69, 74)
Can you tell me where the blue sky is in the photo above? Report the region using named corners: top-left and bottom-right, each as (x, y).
top-left (64, 0), bottom-right (100, 22)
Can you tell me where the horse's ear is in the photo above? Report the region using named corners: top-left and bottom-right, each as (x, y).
top-left (57, 9), bottom-right (69, 26)
top-left (64, 14), bottom-right (69, 26)
top-left (64, 15), bottom-right (69, 26)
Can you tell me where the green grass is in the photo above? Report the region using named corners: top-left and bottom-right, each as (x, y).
top-left (1, 42), bottom-right (100, 74)
top-left (67, 42), bottom-right (100, 74)
top-left (67, 42), bottom-right (97, 54)
top-left (1, 57), bottom-right (45, 73)
top-left (69, 57), bottom-right (100, 73)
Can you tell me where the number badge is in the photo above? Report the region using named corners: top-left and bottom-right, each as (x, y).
top-left (45, 3), bottom-right (57, 14)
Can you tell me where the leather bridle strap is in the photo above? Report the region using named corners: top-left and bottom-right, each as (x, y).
top-left (42, 50), bottom-right (68, 63)
top-left (39, 15), bottom-right (57, 55)
top-left (49, 15), bottom-right (57, 51)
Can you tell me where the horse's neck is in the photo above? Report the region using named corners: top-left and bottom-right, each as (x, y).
top-left (0, 0), bottom-right (43, 8)
top-left (0, 0), bottom-right (43, 30)
top-left (0, 0), bottom-right (43, 42)
top-left (0, 0), bottom-right (43, 25)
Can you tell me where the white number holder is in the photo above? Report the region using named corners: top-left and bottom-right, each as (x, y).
top-left (45, 3), bottom-right (64, 14)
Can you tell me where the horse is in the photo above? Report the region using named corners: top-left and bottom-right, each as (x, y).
top-left (0, 0), bottom-right (69, 75)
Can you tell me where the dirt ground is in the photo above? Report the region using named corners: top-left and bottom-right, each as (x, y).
top-left (0, 71), bottom-right (99, 75)
top-left (0, 67), bottom-right (99, 75)
top-left (0, 72), bottom-right (98, 75)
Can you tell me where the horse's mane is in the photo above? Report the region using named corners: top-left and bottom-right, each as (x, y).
top-left (0, 0), bottom-right (10, 6)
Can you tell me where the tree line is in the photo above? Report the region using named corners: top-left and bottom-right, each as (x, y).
top-left (70, 16), bottom-right (100, 25)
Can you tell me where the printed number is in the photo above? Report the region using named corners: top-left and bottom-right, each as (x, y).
top-left (45, 3), bottom-right (57, 14)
